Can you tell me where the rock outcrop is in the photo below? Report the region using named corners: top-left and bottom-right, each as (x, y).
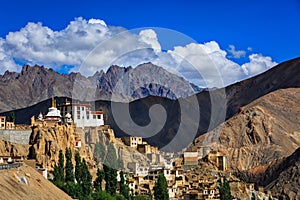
top-left (81, 126), bottom-right (149, 171)
top-left (0, 139), bottom-right (29, 157)
top-left (28, 123), bottom-right (94, 171)
top-left (237, 147), bottom-right (300, 199)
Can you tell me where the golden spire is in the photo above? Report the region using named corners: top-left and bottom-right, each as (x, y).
top-left (52, 97), bottom-right (56, 108)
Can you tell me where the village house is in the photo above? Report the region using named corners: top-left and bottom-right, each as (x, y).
top-left (5, 121), bottom-right (15, 129)
top-left (184, 151), bottom-right (199, 166)
top-left (121, 136), bottom-right (143, 148)
top-left (128, 162), bottom-right (149, 177)
top-left (0, 116), bottom-right (6, 129)
top-left (0, 116), bottom-right (16, 130)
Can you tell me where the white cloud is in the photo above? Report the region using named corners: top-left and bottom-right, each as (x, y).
top-left (164, 42), bottom-right (244, 87)
top-left (0, 17), bottom-right (278, 88)
top-left (139, 29), bottom-right (161, 52)
top-left (88, 18), bottom-right (107, 27)
top-left (227, 45), bottom-right (246, 58)
top-left (241, 54), bottom-right (277, 76)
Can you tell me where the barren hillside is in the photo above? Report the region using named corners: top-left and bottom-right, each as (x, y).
top-left (0, 164), bottom-right (72, 200)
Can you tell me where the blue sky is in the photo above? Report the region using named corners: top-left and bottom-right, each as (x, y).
top-left (1, 0), bottom-right (299, 62)
top-left (0, 0), bottom-right (299, 86)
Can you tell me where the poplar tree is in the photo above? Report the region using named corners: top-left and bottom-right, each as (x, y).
top-left (94, 168), bottom-right (105, 191)
top-left (153, 172), bottom-right (169, 200)
top-left (81, 159), bottom-right (92, 197)
top-left (219, 177), bottom-right (232, 200)
top-left (65, 147), bottom-right (74, 182)
top-left (104, 142), bottom-right (118, 196)
top-left (75, 151), bottom-right (82, 183)
top-left (119, 171), bottom-right (130, 199)
top-left (53, 149), bottom-right (65, 183)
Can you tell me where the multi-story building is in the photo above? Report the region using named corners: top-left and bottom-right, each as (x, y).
top-left (57, 99), bottom-right (104, 128)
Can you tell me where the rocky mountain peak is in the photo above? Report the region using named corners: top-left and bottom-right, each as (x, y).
top-left (0, 62), bottom-right (199, 112)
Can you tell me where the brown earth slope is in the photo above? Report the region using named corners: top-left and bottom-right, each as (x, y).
top-left (190, 88), bottom-right (300, 171)
top-left (0, 164), bottom-right (72, 200)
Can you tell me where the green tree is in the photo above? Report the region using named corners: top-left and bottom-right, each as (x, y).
top-left (7, 112), bottom-right (15, 122)
top-left (153, 172), bottom-right (169, 200)
top-left (65, 147), bottom-right (74, 182)
top-left (119, 171), bottom-right (130, 199)
top-left (134, 196), bottom-right (149, 200)
top-left (104, 142), bottom-right (118, 196)
top-left (94, 168), bottom-right (105, 191)
top-left (92, 190), bottom-right (115, 200)
top-left (81, 159), bottom-right (92, 197)
top-left (62, 182), bottom-right (82, 199)
top-left (75, 151), bottom-right (82, 183)
top-left (219, 177), bottom-right (232, 200)
top-left (53, 149), bottom-right (65, 183)
top-left (104, 165), bottom-right (117, 196)
top-left (148, 188), bottom-right (152, 200)
top-left (115, 194), bottom-right (126, 200)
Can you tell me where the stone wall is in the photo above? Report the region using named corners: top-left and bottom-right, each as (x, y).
top-left (0, 130), bottom-right (31, 144)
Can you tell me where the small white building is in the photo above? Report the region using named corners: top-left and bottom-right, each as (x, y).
top-left (37, 168), bottom-right (48, 179)
top-left (164, 159), bottom-right (173, 169)
top-left (128, 162), bottom-right (149, 177)
top-left (168, 187), bottom-right (179, 199)
top-left (64, 113), bottom-right (73, 124)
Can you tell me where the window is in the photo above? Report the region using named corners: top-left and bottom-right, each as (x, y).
top-left (82, 107), bottom-right (84, 111)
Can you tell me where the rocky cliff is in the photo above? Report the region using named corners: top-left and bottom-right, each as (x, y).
top-left (82, 126), bottom-right (150, 170)
top-left (28, 123), bottom-right (94, 171)
top-left (236, 147), bottom-right (300, 199)
top-left (190, 88), bottom-right (300, 171)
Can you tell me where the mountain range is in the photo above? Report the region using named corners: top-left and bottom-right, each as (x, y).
top-left (0, 62), bottom-right (201, 113)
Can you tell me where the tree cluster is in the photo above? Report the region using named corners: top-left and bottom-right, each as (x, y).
top-left (52, 143), bottom-right (169, 200)
top-left (52, 148), bottom-right (92, 199)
